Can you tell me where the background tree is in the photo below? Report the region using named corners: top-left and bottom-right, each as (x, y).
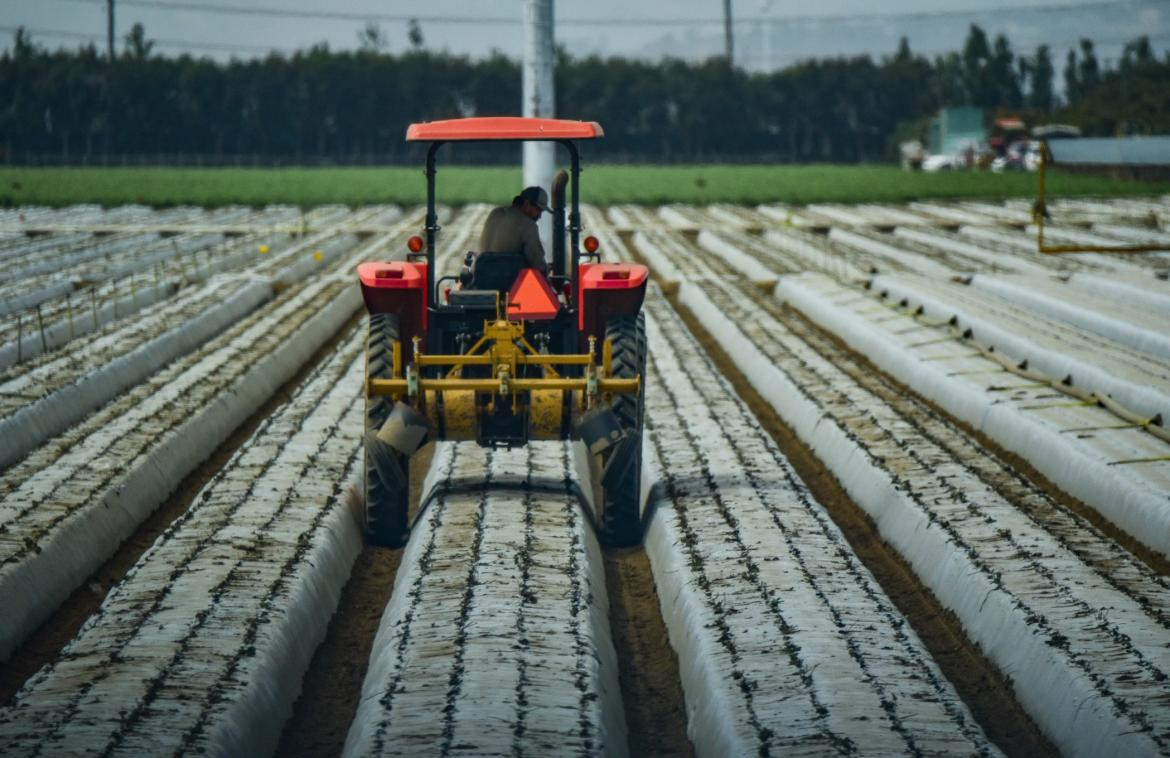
top-left (1, 27), bottom-right (1166, 165)
top-left (408, 20), bottom-right (424, 50)
top-left (1077, 39), bottom-right (1100, 92)
top-left (124, 23), bottom-right (153, 61)
top-left (961, 24), bottom-right (993, 105)
top-left (358, 23), bottom-right (388, 53)
top-left (1028, 45), bottom-right (1055, 112)
top-left (989, 34), bottom-right (1021, 108)
top-left (1063, 48), bottom-right (1080, 103)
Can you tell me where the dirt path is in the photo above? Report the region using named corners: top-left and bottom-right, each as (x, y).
top-left (604, 547), bottom-right (695, 757)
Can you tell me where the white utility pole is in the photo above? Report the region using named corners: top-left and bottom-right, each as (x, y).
top-left (723, 0), bottom-right (733, 65)
top-left (107, 0), bottom-right (115, 62)
top-left (522, 0), bottom-right (555, 247)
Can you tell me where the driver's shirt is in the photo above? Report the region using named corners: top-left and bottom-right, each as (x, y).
top-left (478, 205), bottom-right (548, 273)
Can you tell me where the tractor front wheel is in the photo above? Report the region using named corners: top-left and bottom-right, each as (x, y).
top-left (365, 313), bottom-right (410, 547)
top-left (597, 312), bottom-right (646, 546)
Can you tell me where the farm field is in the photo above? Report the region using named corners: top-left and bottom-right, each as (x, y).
top-left (4, 164), bottom-right (1170, 207)
top-left (0, 195), bottom-right (1169, 756)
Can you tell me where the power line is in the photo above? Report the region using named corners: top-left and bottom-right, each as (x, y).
top-left (735, 33), bottom-right (1170, 66)
top-left (48, 0), bottom-right (1142, 29)
top-left (7, 22), bottom-right (1162, 65)
top-left (0, 25), bottom-right (283, 54)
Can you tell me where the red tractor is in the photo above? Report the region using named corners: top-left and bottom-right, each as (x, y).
top-left (357, 117), bottom-right (648, 548)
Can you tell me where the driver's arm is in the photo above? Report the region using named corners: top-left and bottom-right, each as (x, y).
top-left (521, 221), bottom-right (549, 274)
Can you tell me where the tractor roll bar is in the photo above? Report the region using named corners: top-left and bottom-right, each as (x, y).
top-left (421, 138), bottom-right (583, 307)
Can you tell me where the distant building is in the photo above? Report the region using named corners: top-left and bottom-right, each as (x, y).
top-left (1047, 136), bottom-right (1170, 180)
top-left (928, 107), bottom-right (985, 157)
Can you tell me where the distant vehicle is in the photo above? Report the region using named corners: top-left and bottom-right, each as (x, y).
top-left (989, 117), bottom-right (1028, 158)
top-left (992, 139), bottom-right (1043, 172)
top-left (922, 154), bottom-right (956, 172)
top-left (1031, 124), bottom-right (1082, 140)
top-left (900, 140), bottom-right (925, 170)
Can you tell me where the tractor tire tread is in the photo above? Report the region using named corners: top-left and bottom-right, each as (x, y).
top-left (599, 312), bottom-right (646, 547)
top-left (365, 313), bottom-right (410, 548)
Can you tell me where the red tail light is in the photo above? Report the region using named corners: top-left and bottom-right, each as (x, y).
top-left (601, 269), bottom-right (630, 280)
top-left (583, 235), bottom-right (600, 253)
top-left (407, 235), bottom-right (424, 253)
top-left (375, 268), bottom-right (404, 279)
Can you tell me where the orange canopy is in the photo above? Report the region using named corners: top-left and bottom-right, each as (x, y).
top-left (406, 117), bottom-right (604, 142)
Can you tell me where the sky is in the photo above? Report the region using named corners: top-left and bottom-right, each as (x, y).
top-left (1, 0), bottom-right (1166, 70)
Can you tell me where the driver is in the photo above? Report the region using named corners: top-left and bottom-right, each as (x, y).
top-left (478, 186), bottom-right (551, 275)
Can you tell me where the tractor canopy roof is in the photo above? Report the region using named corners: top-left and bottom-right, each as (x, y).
top-left (406, 117), bottom-right (604, 142)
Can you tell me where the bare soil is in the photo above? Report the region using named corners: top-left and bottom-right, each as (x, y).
top-left (274, 444), bottom-right (433, 757)
top-left (604, 547), bottom-right (696, 757)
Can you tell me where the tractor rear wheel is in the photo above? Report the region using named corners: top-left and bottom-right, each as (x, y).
top-left (598, 312), bottom-right (646, 546)
top-left (365, 313), bottom-right (410, 547)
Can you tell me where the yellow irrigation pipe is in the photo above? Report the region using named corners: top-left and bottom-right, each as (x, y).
top-left (1034, 149), bottom-right (1169, 255)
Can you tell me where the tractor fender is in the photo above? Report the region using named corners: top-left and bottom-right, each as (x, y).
top-left (357, 261), bottom-right (428, 356)
top-left (577, 262), bottom-right (648, 347)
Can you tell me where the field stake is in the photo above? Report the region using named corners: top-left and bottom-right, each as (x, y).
top-left (35, 304), bottom-right (47, 352)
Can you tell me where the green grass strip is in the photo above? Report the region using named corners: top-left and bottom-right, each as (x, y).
top-left (2, 164), bottom-right (1167, 207)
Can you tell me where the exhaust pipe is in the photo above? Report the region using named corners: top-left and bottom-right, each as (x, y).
top-left (551, 169), bottom-right (568, 277)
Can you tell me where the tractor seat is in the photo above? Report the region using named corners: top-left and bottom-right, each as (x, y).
top-left (470, 250), bottom-right (530, 292)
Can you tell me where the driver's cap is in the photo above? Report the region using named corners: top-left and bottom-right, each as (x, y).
top-left (520, 186), bottom-right (552, 213)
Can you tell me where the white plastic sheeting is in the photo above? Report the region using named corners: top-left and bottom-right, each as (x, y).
top-left (1063, 270), bottom-right (1170, 316)
top-left (694, 229), bottom-right (780, 285)
top-left (344, 441), bottom-right (626, 757)
top-left (0, 274), bottom-right (272, 469)
top-left (762, 228), bottom-right (870, 281)
top-left (0, 273), bottom-right (362, 661)
top-left (638, 293), bottom-right (999, 756)
top-left (893, 226), bottom-right (1054, 276)
top-left (0, 330), bottom-right (366, 755)
top-left (828, 228), bottom-right (955, 278)
top-left (776, 272), bottom-right (1170, 560)
top-left (682, 274), bottom-right (1170, 757)
top-left (968, 273), bottom-right (1170, 359)
top-left (872, 272), bottom-right (1170, 422)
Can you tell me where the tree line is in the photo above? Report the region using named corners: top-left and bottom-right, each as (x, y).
top-left (1, 24), bottom-right (1167, 165)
